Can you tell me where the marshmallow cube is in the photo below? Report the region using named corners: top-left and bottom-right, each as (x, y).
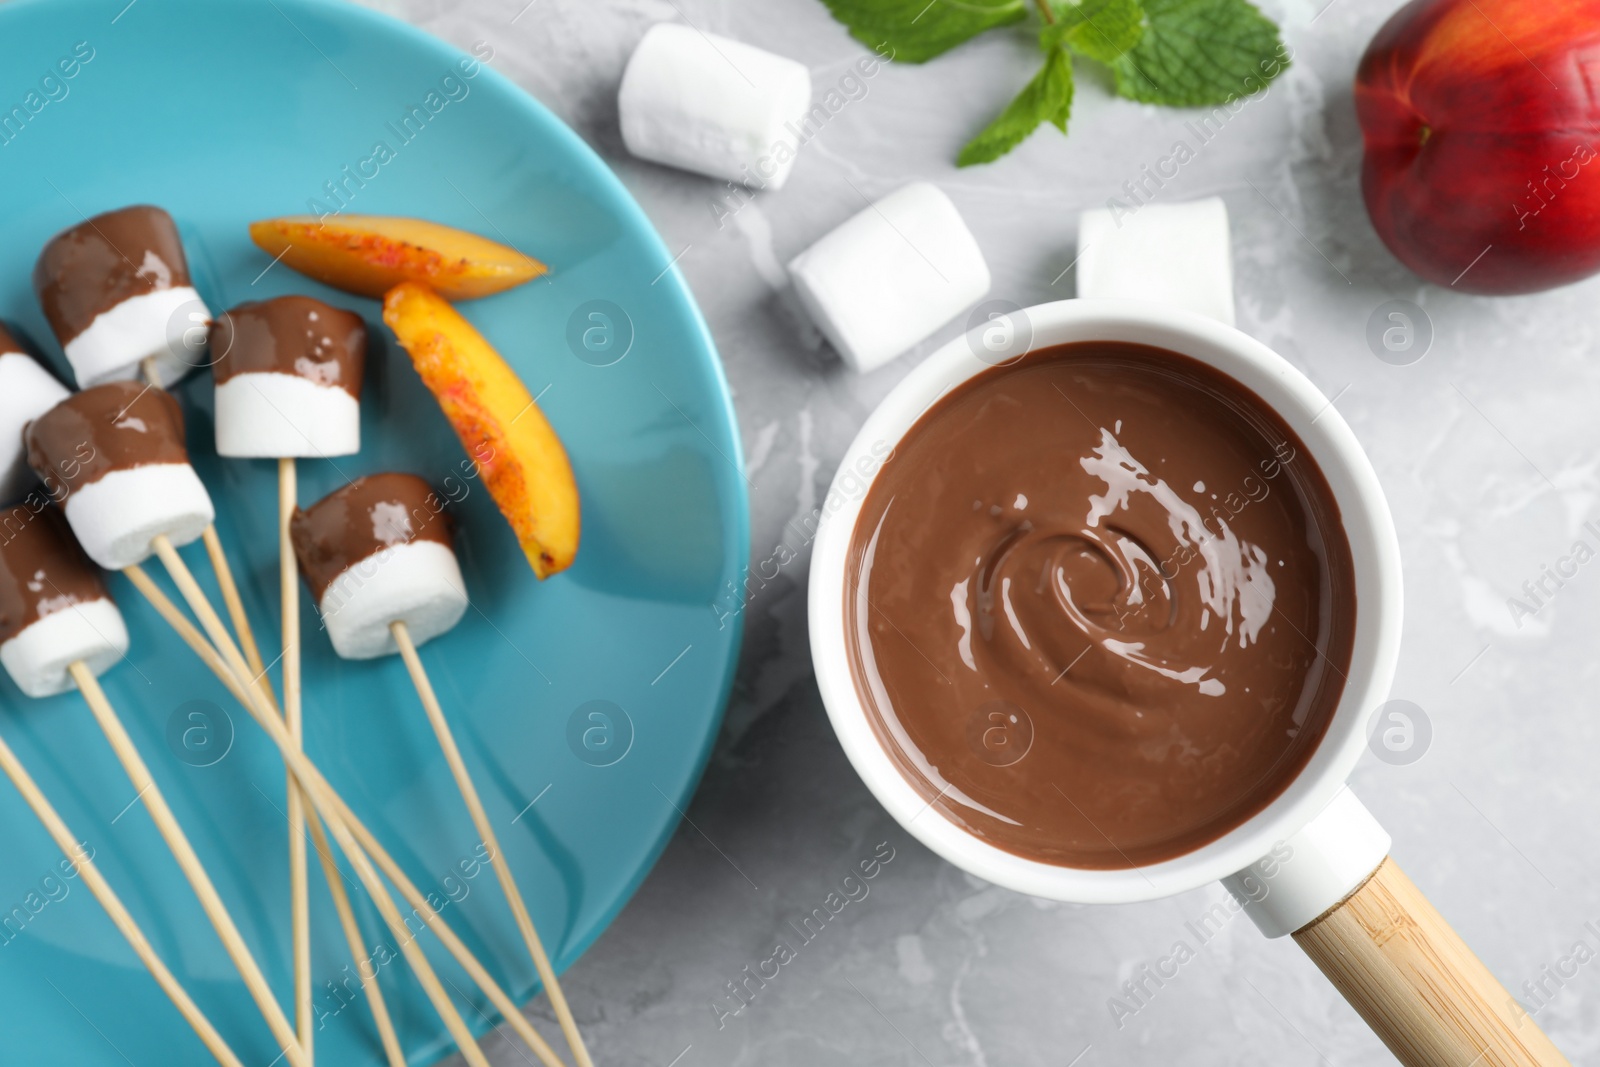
top-left (619, 23), bottom-right (812, 190)
top-left (215, 374), bottom-right (360, 458)
top-left (788, 182), bottom-right (991, 374)
top-left (316, 540), bottom-right (469, 661)
top-left (67, 286), bottom-right (212, 389)
top-left (1076, 197), bottom-right (1236, 327)
top-left (0, 352), bottom-right (69, 503)
top-left (0, 597), bottom-right (130, 698)
top-left (63, 464), bottom-right (215, 571)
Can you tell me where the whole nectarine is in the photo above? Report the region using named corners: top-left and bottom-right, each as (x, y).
top-left (1356, 0), bottom-right (1600, 293)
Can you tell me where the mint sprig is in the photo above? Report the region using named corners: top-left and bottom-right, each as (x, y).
top-left (819, 0), bottom-right (1287, 164)
top-left (817, 0), bottom-right (1027, 64)
top-left (1110, 0), bottom-right (1288, 107)
top-left (1042, 0), bottom-right (1144, 65)
top-left (958, 46), bottom-right (1073, 166)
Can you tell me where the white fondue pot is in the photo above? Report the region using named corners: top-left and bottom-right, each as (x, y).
top-left (808, 281), bottom-right (1568, 1067)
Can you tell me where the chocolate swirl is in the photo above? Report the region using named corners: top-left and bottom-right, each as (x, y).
top-left (846, 342), bottom-right (1357, 869)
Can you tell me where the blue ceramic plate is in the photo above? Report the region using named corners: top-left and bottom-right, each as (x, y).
top-left (0, 0), bottom-right (747, 1063)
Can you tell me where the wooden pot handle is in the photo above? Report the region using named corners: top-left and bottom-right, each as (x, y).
top-left (1294, 857), bottom-right (1569, 1067)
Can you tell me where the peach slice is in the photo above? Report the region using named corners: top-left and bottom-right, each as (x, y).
top-left (383, 282), bottom-right (578, 577)
top-left (251, 215), bottom-right (547, 301)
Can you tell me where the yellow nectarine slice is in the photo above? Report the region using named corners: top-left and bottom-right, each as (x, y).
top-left (251, 215), bottom-right (547, 301)
top-left (383, 282), bottom-right (578, 577)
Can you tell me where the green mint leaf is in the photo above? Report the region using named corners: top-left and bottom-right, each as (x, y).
top-left (819, 0), bottom-right (1028, 64)
top-left (1108, 0), bottom-right (1287, 107)
top-left (1042, 0), bottom-right (1145, 66)
top-left (958, 46), bottom-right (1074, 166)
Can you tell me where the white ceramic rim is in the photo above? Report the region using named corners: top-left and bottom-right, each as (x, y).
top-left (807, 298), bottom-right (1403, 904)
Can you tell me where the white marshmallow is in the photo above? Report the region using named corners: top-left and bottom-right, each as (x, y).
top-left (619, 23), bottom-right (812, 190)
top-left (62, 464), bottom-right (215, 571)
top-left (215, 373), bottom-right (360, 459)
top-left (788, 182), bottom-right (990, 374)
top-left (64, 286), bottom-right (212, 389)
top-left (316, 539), bottom-right (469, 660)
top-left (0, 597), bottom-right (129, 698)
top-left (1076, 197), bottom-right (1236, 327)
top-left (0, 352), bottom-right (70, 503)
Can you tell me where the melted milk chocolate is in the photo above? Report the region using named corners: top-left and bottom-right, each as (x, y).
top-left (34, 205), bottom-right (193, 346)
top-left (846, 342), bottom-right (1356, 869)
top-left (211, 296), bottom-right (366, 397)
top-left (290, 473), bottom-right (453, 600)
top-left (0, 505), bottom-right (109, 642)
top-left (25, 381), bottom-right (191, 494)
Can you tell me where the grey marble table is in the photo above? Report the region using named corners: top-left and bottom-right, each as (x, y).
top-left (361, 1), bottom-right (1600, 1063)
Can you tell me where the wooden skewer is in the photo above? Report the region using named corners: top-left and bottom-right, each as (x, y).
top-left (135, 363), bottom-right (278, 700)
top-left (133, 359), bottom-right (556, 1066)
top-left (392, 620), bottom-right (593, 1067)
top-left (144, 346), bottom-right (308, 1056)
top-left (139, 541), bottom-right (570, 1067)
top-left (202, 522), bottom-right (310, 1058)
top-left (302, 800), bottom-right (408, 1067)
top-left (0, 728), bottom-right (246, 1067)
top-left (201, 525), bottom-right (277, 708)
top-left (286, 733), bottom-right (573, 1067)
top-left (206, 516), bottom-right (313, 1061)
top-left (274, 459), bottom-right (311, 1057)
top-left (273, 751), bottom-right (492, 1067)
top-left (122, 567), bottom-right (249, 708)
top-left (123, 565), bottom-right (407, 1067)
top-left (145, 538), bottom-right (500, 1067)
top-left (67, 660), bottom-right (309, 1067)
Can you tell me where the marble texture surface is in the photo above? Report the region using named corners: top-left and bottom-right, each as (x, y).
top-left (360, 0), bottom-right (1600, 1063)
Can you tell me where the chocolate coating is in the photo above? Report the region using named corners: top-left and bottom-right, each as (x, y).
top-left (0, 504), bottom-right (109, 642)
top-left (25, 381), bottom-right (190, 495)
top-left (211, 296), bottom-right (366, 398)
top-left (0, 321), bottom-right (22, 355)
top-left (290, 473), bottom-right (454, 599)
top-left (846, 342), bottom-right (1357, 870)
top-left (34, 205), bottom-right (193, 346)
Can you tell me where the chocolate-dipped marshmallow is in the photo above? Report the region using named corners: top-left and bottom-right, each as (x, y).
top-left (290, 473), bottom-right (468, 660)
top-left (24, 382), bottom-right (215, 570)
top-left (0, 325), bottom-right (70, 503)
top-left (33, 205), bottom-right (212, 388)
top-left (211, 296), bottom-right (365, 458)
top-left (0, 505), bottom-right (129, 696)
